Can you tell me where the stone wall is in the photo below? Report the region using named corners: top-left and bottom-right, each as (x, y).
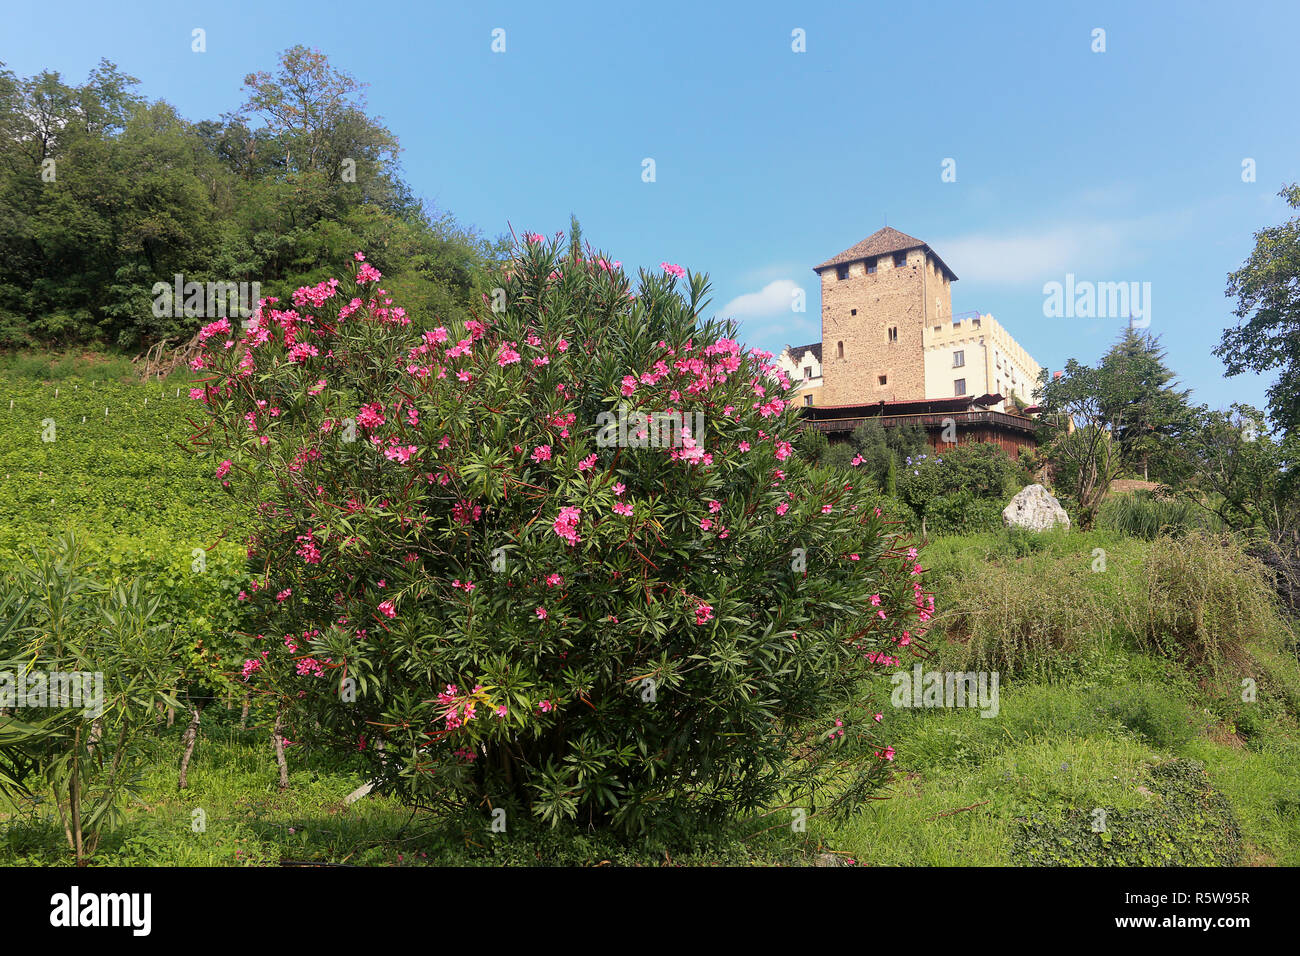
top-left (818, 249), bottom-right (951, 405)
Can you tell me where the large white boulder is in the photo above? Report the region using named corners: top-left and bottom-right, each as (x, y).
top-left (1002, 484), bottom-right (1071, 532)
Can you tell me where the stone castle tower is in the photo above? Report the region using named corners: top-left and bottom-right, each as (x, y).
top-left (812, 227), bottom-right (957, 406)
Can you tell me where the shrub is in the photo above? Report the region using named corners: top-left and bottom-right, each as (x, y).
top-left (896, 442), bottom-right (1020, 535)
top-left (941, 557), bottom-right (1105, 680)
top-left (821, 441), bottom-right (858, 471)
top-left (192, 239), bottom-right (933, 835)
top-left (795, 426), bottom-right (828, 465)
top-left (846, 420), bottom-right (926, 493)
top-left (923, 489), bottom-right (1004, 536)
top-left (0, 535), bottom-right (186, 863)
top-left (1123, 533), bottom-right (1285, 679)
top-left (1097, 489), bottom-right (1218, 540)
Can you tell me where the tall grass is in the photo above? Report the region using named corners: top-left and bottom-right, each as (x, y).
top-left (1098, 489), bottom-right (1220, 540)
top-left (1124, 532), bottom-right (1290, 680)
top-left (931, 529), bottom-right (1294, 687)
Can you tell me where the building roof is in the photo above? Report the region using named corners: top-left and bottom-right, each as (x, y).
top-left (804, 393), bottom-right (1003, 417)
top-left (783, 342), bottom-right (822, 363)
top-left (813, 226), bottom-right (958, 281)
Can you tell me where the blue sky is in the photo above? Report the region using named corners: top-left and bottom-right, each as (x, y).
top-left (4, 0), bottom-right (1297, 412)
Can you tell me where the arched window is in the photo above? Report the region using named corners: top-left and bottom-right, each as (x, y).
top-left (836, 341), bottom-right (844, 359)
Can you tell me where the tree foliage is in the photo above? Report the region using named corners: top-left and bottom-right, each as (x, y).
top-left (1099, 328), bottom-right (1192, 482)
top-left (1216, 184), bottom-right (1300, 435)
top-left (0, 50), bottom-right (500, 349)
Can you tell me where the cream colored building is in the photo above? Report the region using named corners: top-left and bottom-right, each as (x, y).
top-left (923, 311), bottom-right (1040, 408)
top-left (777, 343), bottom-right (823, 406)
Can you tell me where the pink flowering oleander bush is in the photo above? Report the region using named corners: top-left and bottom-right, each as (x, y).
top-left (192, 234), bottom-right (933, 835)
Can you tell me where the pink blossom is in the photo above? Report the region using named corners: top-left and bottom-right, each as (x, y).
top-left (553, 506), bottom-right (582, 546)
top-left (357, 403), bottom-right (386, 429)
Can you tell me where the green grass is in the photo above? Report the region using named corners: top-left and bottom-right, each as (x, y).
top-left (0, 706), bottom-right (790, 867)
top-left (0, 372), bottom-right (236, 559)
top-left (806, 653), bottom-right (1298, 865)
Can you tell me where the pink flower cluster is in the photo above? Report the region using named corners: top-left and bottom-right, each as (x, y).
top-left (437, 684), bottom-right (479, 730)
top-left (553, 506), bottom-right (581, 546)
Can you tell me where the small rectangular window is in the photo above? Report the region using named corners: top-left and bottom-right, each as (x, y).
top-left (888, 326), bottom-right (898, 343)
top-left (836, 265), bottom-right (849, 280)
top-left (803, 367), bottom-right (812, 380)
top-left (953, 350), bottom-right (965, 368)
top-left (893, 252), bottom-right (908, 268)
top-left (954, 378), bottom-right (966, 396)
top-left (878, 375), bottom-right (887, 386)
top-left (866, 258), bottom-right (877, 274)
top-left (804, 395), bottom-right (813, 406)
top-left (850, 308), bottom-right (857, 316)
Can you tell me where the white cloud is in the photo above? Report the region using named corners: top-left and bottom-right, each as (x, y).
top-left (717, 278), bottom-right (804, 319)
top-left (932, 224), bottom-right (1132, 284)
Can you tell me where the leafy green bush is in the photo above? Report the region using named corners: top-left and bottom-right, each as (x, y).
top-left (0, 535), bottom-right (187, 863)
top-left (795, 426), bottom-right (829, 465)
top-left (941, 556), bottom-right (1107, 680)
top-left (897, 442), bottom-right (1020, 534)
top-left (923, 489), bottom-right (1004, 536)
top-left (846, 420), bottom-right (926, 492)
top-left (194, 239), bottom-right (934, 835)
top-left (821, 442), bottom-right (857, 471)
